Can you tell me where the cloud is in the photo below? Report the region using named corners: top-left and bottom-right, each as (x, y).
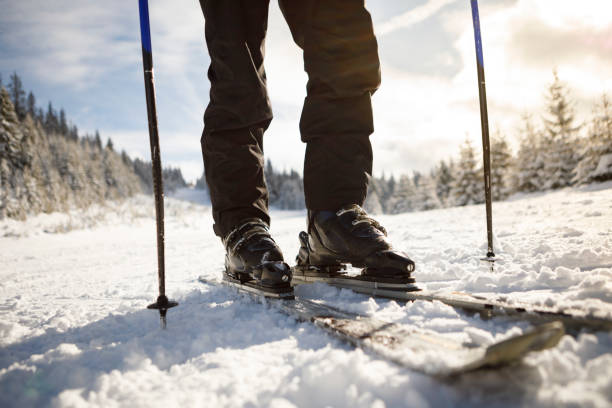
top-left (449, 0), bottom-right (612, 120)
top-left (0, 1), bottom-right (135, 88)
top-left (375, 0), bottom-right (455, 36)
top-left (369, 0), bottom-right (612, 177)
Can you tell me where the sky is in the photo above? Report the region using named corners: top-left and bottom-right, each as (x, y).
top-left (1, 0), bottom-right (611, 183)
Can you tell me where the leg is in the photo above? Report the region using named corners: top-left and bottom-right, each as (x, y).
top-left (199, 0), bottom-right (272, 237)
top-left (280, 2), bottom-right (414, 284)
top-left (279, 0), bottom-right (381, 210)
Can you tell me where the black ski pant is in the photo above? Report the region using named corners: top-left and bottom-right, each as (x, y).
top-left (199, 0), bottom-right (381, 237)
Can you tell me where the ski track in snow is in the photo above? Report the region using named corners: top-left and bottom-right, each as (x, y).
top-left (1, 185), bottom-right (611, 407)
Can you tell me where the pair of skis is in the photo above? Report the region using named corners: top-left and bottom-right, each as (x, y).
top-left (291, 268), bottom-right (612, 332)
top-left (198, 275), bottom-right (566, 376)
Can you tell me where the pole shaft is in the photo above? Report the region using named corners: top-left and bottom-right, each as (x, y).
top-left (138, 0), bottom-right (166, 296)
top-left (470, 0), bottom-right (494, 258)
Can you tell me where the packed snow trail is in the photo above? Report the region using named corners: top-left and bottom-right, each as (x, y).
top-left (1, 185), bottom-right (612, 407)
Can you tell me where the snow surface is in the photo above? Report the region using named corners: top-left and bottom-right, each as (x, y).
top-left (1, 185), bottom-right (611, 407)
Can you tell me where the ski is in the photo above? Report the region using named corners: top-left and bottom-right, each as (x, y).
top-left (291, 272), bottom-right (612, 332)
top-left (222, 274), bottom-right (295, 299)
top-left (198, 275), bottom-right (564, 376)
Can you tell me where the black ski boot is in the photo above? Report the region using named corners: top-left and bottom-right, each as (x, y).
top-left (223, 218), bottom-right (293, 298)
top-left (293, 204), bottom-right (416, 289)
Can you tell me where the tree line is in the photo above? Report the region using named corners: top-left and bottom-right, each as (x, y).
top-left (3, 69), bottom-right (609, 219)
top-left (0, 72), bottom-right (186, 220)
top-left (362, 71), bottom-right (611, 214)
top-left (196, 71), bottom-right (612, 213)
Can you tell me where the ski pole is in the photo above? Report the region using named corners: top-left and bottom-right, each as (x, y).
top-left (469, 0), bottom-right (495, 267)
top-left (138, 0), bottom-right (178, 328)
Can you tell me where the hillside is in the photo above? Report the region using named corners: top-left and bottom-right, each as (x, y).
top-left (0, 87), bottom-right (141, 219)
top-left (0, 83), bottom-right (188, 220)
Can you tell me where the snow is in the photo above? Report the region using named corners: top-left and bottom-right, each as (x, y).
top-left (592, 153), bottom-right (612, 179)
top-left (1, 185), bottom-right (612, 407)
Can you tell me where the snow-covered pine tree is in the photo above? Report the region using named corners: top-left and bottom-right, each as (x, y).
top-left (94, 130), bottom-right (102, 150)
top-left (490, 131), bottom-right (513, 200)
top-left (264, 159), bottom-right (280, 204)
top-left (413, 175), bottom-right (441, 211)
top-left (450, 139), bottom-right (483, 206)
top-left (385, 174), bottom-right (396, 212)
top-left (30, 117), bottom-right (67, 213)
top-left (512, 114), bottom-right (545, 192)
top-left (20, 114), bottom-right (45, 214)
top-left (162, 167), bottom-right (188, 193)
top-left (541, 71), bottom-right (580, 189)
top-left (574, 94), bottom-right (612, 184)
top-left (68, 125), bottom-right (79, 141)
top-left (377, 173), bottom-right (392, 212)
top-left (7, 72), bottom-right (26, 121)
top-left (387, 174), bottom-right (416, 214)
top-left (364, 175), bottom-right (383, 214)
top-left (27, 92), bottom-right (36, 118)
top-left (0, 87), bottom-right (32, 218)
top-left (45, 102), bottom-right (58, 134)
top-left (434, 159), bottom-right (454, 207)
top-left (277, 173), bottom-right (305, 210)
top-left (195, 169), bottom-right (208, 191)
top-left (59, 109), bottom-right (68, 136)
top-left (84, 140), bottom-right (105, 201)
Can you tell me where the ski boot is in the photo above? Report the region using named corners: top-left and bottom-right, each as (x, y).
top-left (293, 204), bottom-right (417, 290)
top-left (223, 218), bottom-right (293, 298)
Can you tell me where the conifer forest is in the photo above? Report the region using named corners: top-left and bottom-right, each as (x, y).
top-left (1, 71), bottom-right (611, 219)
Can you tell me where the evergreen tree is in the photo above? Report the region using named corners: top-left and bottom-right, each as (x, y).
top-left (513, 114), bottom-right (545, 192)
top-left (27, 92), bottom-right (36, 118)
top-left (45, 102), bottom-right (57, 134)
top-left (36, 107), bottom-right (44, 124)
top-left (413, 175), bottom-right (441, 211)
top-left (195, 168), bottom-right (208, 190)
top-left (264, 159), bottom-right (280, 204)
top-left (490, 131), bottom-right (513, 200)
top-left (574, 94), bottom-right (612, 183)
top-left (541, 71), bottom-right (580, 189)
top-left (69, 125), bottom-right (79, 141)
top-left (364, 175), bottom-right (386, 214)
top-left (388, 174), bottom-right (417, 214)
top-left (363, 184), bottom-right (383, 214)
top-left (387, 175), bottom-right (396, 199)
top-left (276, 171), bottom-right (305, 210)
top-left (121, 150), bottom-right (132, 166)
top-left (450, 139), bottom-right (483, 206)
top-left (106, 138), bottom-right (114, 151)
top-left (0, 88), bottom-right (32, 218)
top-left (412, 170), bottom-right (422, 188)
top-left (59, 108), bottom-right (69, 136)
top-left (94, 130), bottom-right (102, 150)
top-left (434, 159), bottom-right (454, 206)
top-left (8, 72), bottom-right (27, 121)
top-left (132, 158), bottom-right (154, 192)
